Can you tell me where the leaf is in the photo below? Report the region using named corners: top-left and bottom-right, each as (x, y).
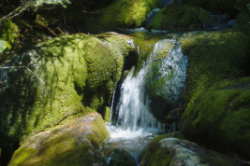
top-left (0, 40), bottom-right (12, 54)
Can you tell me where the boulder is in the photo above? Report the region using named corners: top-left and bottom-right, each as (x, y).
top-left (0, 32), bottom-right (134, 164)
top-left (180, 77), bottom-right (250, 160)
top-left (8, 112), bottom-right (109, 166)
top-left (146, 4), bottom-right (210, 31)
top-left (99, 0), bottom-right (160, 29)
top-left (108, 148), bottom-right (136, 166)
top-left (141, 135), bottom-right (242, 166)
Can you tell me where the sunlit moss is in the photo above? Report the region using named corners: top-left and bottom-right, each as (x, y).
top-left (0, 33), bottom-right (134, 162)
top-left (180, 77), bottom-right (250, 159)
top-left (9, 112), bottom-right (109, 166)
top-left (99, 0), bottom-right (160, 29)
top-left (179, 30), bottom-right (250, 106)
top-left (147, 4), bottom-right (210, 31)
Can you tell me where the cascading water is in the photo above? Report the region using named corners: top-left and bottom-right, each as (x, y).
top-left (104, 39), bottom-right (188, 166)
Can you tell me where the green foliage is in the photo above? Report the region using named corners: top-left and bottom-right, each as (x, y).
top-left (0, 20), bottom-right (20, 44)
top-left (180, 77), bottom-right (250, 159)
top-left (147, 4), bottom-right (210, 31)
top-left (0, 40), bottom-right (11, 54)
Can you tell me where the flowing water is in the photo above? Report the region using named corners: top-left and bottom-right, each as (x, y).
top-left (104, 38), bottom-right (188, 165)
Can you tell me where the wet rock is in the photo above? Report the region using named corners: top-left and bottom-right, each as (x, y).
top-left (141, 135), bottom-right (242, 166)
top-left (108, 148), bottom-right (136, 166)
top-left (8, 112), bottom-right (109, 166)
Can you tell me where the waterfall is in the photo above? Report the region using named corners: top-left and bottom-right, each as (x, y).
top-left (116, 66), bottom-right (159, 131)
top-left (105, 39), bottom-right (188, 166)
top-left (112, 39), bottom-right (187, 132)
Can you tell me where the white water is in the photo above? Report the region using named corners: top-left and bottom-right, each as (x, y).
top-left (105, 39), bottom-right (188, 165)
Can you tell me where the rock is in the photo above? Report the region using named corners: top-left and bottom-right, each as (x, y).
top-left (0, 32), bottom-right (134, 164)
top-left (180, 77), bottom-right (250, 160)
top-left (146, 4), bottom-right (210, 31)
top-left (99, 0), bottom-right (160, 29)
top-left (141, 135), bottom-right (242, 166)
top-left (108, 148), bottom-right (136, 166)
top-left (8, 112), bottom-right (109, 166)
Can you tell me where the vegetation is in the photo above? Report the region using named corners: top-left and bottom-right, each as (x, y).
top-left (147, 4), bottom-right (210, 31)
top-left (8, 112), bottom-right (109, 166)
top-left (0, 0), bottom-right (250, 165)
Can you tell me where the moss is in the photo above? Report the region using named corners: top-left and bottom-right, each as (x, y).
top-left (147, 4), bottom-right (210, 31)
top-left (9, 112), bottom-right (109, 166)
top-left (234, 12), bottom-right (250, 35)
top-left (109, 148), bottom-right (136, 166)
top-left (179, 30), bottom-right (250, 107)
top-left (140, 134), bottom-right (172, 166)
top-left (182, 0), bottom-right (240, 18)
top-left (0, 33), bottom-right (133, 163)
top-left (180, 77), bottom-right (250, 159)
top-left (99, 0), bottom-right (160, 29)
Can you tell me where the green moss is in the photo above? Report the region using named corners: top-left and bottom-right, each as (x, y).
top-left (140, 134), bottom-right (171, 166)
top-left (0, 33), bottom-right (133, 162)
top-left (9, 113), bottom-right (109, 166)
top-left (182, 0), bottom-right (240, 17)
top-left (179, 30), bottom-right (250, 107)
top-left (180, 77), bottom-right (250, 159)
top-left (147, 4), bottom-right (210, 31)
top-left (109, 148), bottom-right (136, 166)
top-left (234, 12), bottom-right (250, 35)
top-left (99, 0), bottom-right (160, 29)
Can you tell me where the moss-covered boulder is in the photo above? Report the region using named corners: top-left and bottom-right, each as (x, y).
top-left (182, 0), bottom-right (249, 18)
top-left (141, 135), bottom-right (242, 166)
top-left (108, 148), bottom-right (136, 166)
top-left (99, 0), bottom-right (160, 29)
top-left (0, 32), bottom-right (134, 164)
top-left (147, 4), bottom-right (210, 31)
top-left (234, 12), bottom-right (250, 35)
top-left (179, 30), bottom-right (250, 107)
top-left (180, 77), bottom-right (250, 160)
top-left (8, 112), bottom-right (109, 166)
top-left (177, 30), bottom-right (250, 159)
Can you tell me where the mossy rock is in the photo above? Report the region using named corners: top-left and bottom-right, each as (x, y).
top-left (99, 0), bottom-right (160, 29)
top-left (179, 30), bottom-right (250, 107)
top-left (141, 134), bottom-right (242, 166)
top-left (147, 4), bottom-right (210, 31)
top-left (182, 0), bottom-right (240, 18)
top-left (182, 0), bottom-right (249, 17)
top-left (0, 32), bottom-right (134, 164)
top-left (109, 148), bottom-right (136, 166)
top-left (234, 12), bottom-right (250, 35)
top-left (144, 40), bottom-right (188, 123)
top-left (8, 112), bottom-right (109, 166)
top-left (180, 77), bottom-right (250, 160)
